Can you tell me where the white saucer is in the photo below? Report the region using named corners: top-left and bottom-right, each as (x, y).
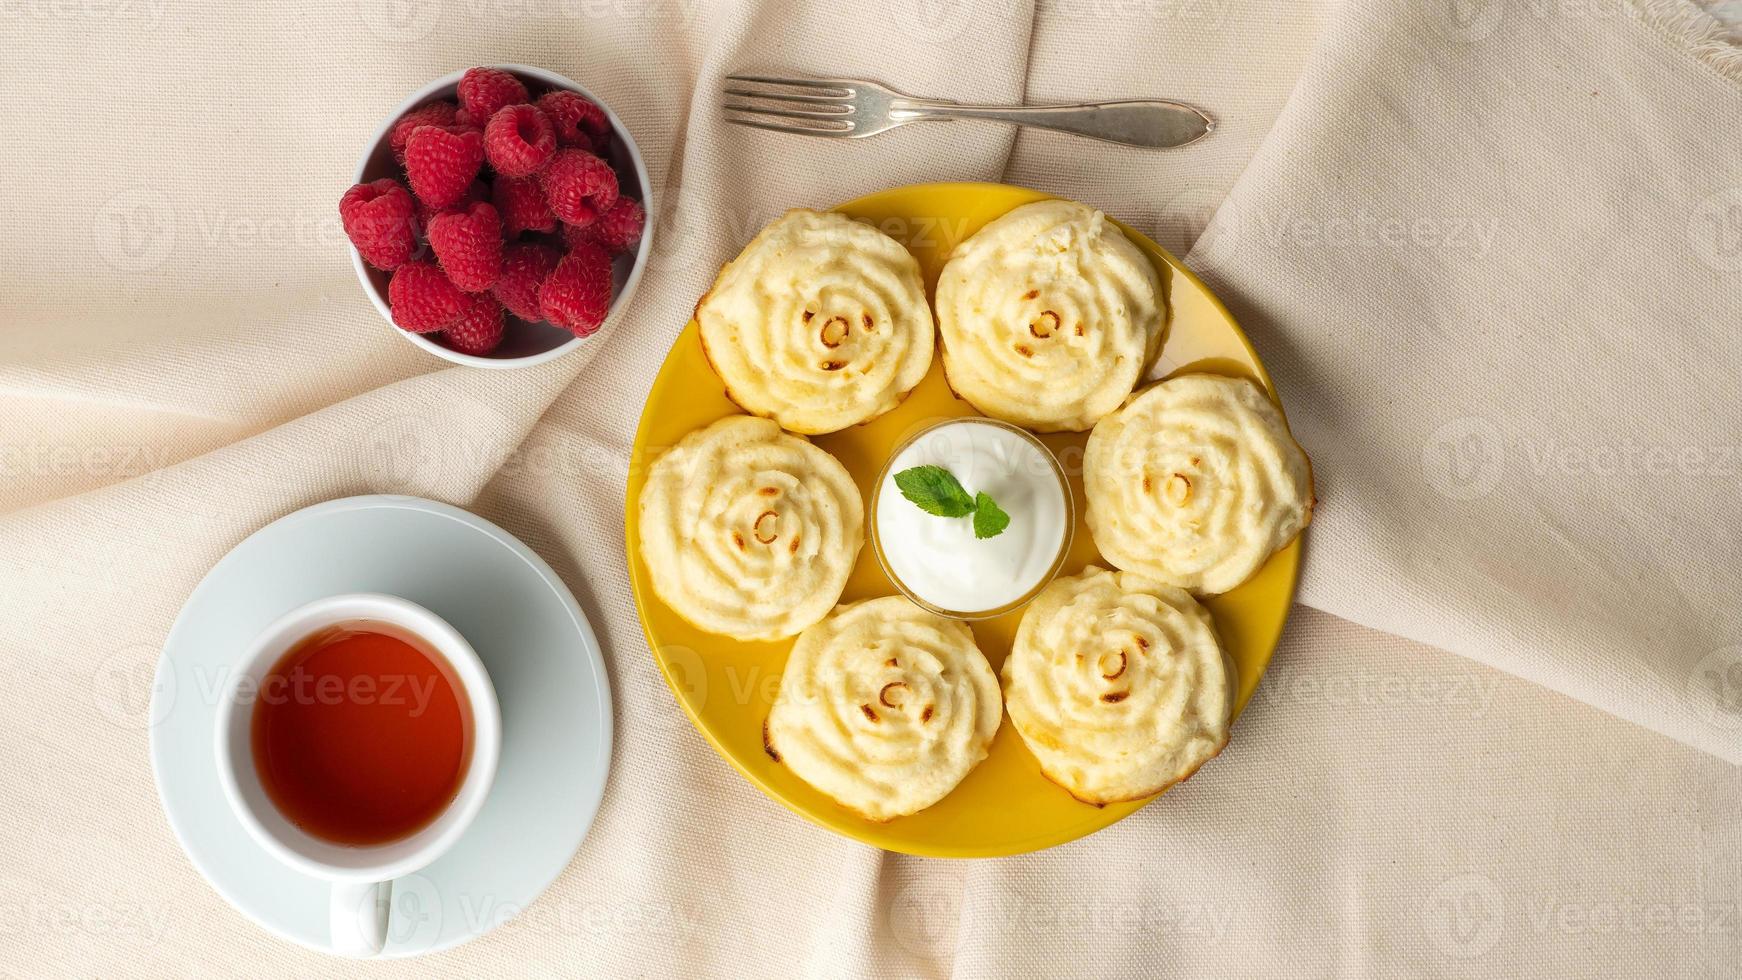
top-left (149, 495), bottom-right (613, 957)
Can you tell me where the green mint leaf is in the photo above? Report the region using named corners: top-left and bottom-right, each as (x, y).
top-left (972, 492), bottom-right (1011, 539)
top-left (893, 465), bottom-right (976, 518)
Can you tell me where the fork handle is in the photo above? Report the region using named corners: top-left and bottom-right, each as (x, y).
top-left (895, 99), bottom-right (1212, 149)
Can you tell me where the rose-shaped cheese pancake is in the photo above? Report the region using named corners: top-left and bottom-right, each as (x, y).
top-left (1003, 567), bottom-right (1231, 804)
top-left (637, 415), bottom-right (863, 641)
top-left (697, 209), bottom-right (934, 434)
top-left (1085, 373), bottom-right (1313, 595)
top-left (935, 199), bottom-right (1165, 432)
top-left (765, 597), bottom-right (1001, 821)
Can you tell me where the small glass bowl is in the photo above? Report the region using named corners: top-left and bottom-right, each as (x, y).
top-left (868, 417), bottom-right (1075, 621)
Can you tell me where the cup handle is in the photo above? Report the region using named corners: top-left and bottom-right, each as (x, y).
top-left (330, 880), bottom-right (391, 956)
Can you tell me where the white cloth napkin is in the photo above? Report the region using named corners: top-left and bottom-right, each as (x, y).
top-left (1, 1), bottom-right (1738, 976)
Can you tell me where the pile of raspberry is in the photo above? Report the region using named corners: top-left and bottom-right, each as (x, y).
top-left (339, 67), bottom-right (645, 356)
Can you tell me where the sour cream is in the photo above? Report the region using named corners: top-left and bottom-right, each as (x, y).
top-left (872, 419), bottom-right (1072, 617)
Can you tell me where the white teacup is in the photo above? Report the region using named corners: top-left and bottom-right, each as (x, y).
top-left (212, 593), bottom-right (501, 957)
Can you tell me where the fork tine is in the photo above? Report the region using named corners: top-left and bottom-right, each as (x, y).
top-left (725, 74), bottom-right (852, 98)
top-left (722, 87), bottom-right (850, 108)
top-left (722, 103), bottom-right (854, 125)
top-left (724, 114), bottom-right (854, 138)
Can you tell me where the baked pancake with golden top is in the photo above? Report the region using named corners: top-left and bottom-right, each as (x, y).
top-left (1084, 373), bottom-right (1313, 595)
top-left (637, 415), bottom-right (863, 640)
top-left (697, 209), bottom-right (934, 434)
top-left (1003, 566), bottom-right (1231, 805)
top-left (765, 597), bottom-right (1001, 821)
top-left (935, 199), bottom-right (1164, 432)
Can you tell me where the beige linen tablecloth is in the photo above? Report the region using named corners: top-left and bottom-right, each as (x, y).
top-left (3, 1), bottom-right (1740, 976)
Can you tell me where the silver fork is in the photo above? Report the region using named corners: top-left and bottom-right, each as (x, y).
top-left (724, 73), bottom-right (1213, 149)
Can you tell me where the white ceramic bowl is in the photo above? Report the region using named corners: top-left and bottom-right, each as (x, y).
top-left (350, 65), bottom-right (653, 368)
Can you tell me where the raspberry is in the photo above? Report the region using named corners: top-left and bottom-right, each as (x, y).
top-left (560, 198), bottom-right (642, 253)
top-left (539, 241), bottom-right (614, 336)
top-left (537, 90), bottom-right (608, 149)
top-left (492, 242), bottom-right (562, 321)
top-left (559, 221), bottom-right (593, 250)
top-left (414, 179), bottom-right (487, 232)
top-left (492, 175), bottom-right (555, 236)
top-left (590, 198), bottom-right (645, 253)
top-left (444, 293), bottom-right (506, 355)
top-left (405, 125), bottom-right (484, 210)
top-left (339, 179), bottom-right (419, 270)
top-left (388, 261), bottom-right (469, 333)
top-left (457, 68), bottom-right (528, 130)
top-left (388, 100), bottom-right (458, 164)
top-left (540, 149), bottom-right (618, 227)
top-left (426, 201), bottom-right (503, 292)
top-left (484, 104), bottom-right (556, 178)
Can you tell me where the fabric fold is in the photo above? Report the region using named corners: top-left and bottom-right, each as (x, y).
top-left (1186, 0), bottom-right (1742, 762)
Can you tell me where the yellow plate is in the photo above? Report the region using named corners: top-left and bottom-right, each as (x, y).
top-left (626, 182), bottom-right (1300, 857)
